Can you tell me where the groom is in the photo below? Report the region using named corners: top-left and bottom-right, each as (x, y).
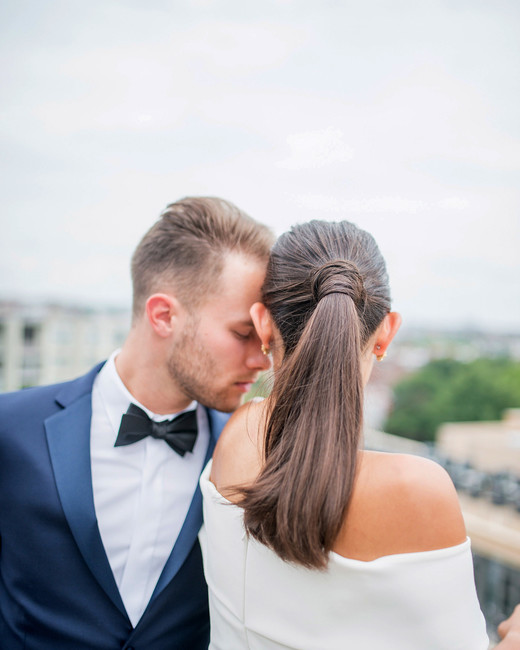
top-left (0, 197), bottom-right (273, 649)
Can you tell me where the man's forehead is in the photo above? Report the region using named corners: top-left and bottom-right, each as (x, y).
top-left (197, 255), bottom-right (265, 316)
top-left (220, 251), bottom-right (268, 275)
top-left (217, 255), bottom-right (265, 292)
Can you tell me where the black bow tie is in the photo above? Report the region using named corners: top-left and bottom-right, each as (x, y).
top-left (115, 403), bottom-right (198, 457)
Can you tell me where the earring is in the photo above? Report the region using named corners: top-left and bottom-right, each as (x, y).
top-left (261, 344), bottom-right (270, 356)
top-left (375, 344), bottom-right (386, 362)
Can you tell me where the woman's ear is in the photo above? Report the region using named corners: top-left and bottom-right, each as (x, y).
top-left (250, 302), bottom-right (273, 348)
top-left (145, 293), bottom-right (179, 338)
top-left (372, 312), bottom-right (402, 357)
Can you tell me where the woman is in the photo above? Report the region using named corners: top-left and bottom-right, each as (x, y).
top-left (199, 220), bottom-right (489, 648)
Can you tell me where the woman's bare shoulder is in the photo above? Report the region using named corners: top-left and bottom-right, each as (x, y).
top-left (335, 451), bottom-right (467, 560)
top-left (210, 398), bottom-right (267, 498)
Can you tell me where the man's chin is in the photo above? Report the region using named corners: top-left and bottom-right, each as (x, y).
top-left (208, 392), bottom-right (246, 413)
top-left (212, 399), bottom-right (242, 413)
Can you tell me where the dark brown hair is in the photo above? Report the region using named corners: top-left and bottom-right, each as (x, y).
top-left (130, 197), bottom-right (274, 319)
top-left (240, 220), bottom-right (391, 568)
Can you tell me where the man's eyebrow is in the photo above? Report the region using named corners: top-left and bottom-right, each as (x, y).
top-left (232, 320), bottom-right (254, 327)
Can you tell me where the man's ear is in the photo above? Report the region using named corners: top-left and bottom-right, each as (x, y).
top-left (250, 302), bottom-right (273, 348)
top-left (145, 294), bottom-right (180, 338)
top-left (372, 312), bottom-right (402, 357)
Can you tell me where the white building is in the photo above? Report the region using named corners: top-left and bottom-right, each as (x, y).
top-left (0, 301), bottom-right (130, 392)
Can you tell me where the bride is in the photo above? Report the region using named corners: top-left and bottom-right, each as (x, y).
top-left (200, 219), bottom-right (491, 649)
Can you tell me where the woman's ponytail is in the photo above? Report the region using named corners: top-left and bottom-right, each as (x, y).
top-left (239, 220), bottom-right (391, 569)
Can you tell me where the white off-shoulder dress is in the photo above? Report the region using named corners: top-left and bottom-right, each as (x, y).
top-left (199, 461), bottom-right (489, 650)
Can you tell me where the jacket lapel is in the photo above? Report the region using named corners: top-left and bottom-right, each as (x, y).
top-left (46, 370), bottom-right (229, 622)
top-left (149, 407), bottom-right (230, 601)
top-left (44, 364), bottom-right (128, 619)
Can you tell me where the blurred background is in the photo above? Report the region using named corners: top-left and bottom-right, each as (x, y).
top-left (1, 0), bottom-right (519, 644)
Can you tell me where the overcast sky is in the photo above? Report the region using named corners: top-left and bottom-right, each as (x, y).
top-left (1, 0), bottom-right (519, 332)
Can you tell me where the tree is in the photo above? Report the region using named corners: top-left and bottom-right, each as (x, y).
top-left (384, 358), bottom-right (520, 442)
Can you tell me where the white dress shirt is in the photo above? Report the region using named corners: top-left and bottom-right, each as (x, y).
top-left (90, 351), bottom-right (210, 627)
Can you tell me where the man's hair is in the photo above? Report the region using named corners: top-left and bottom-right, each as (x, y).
top-left (130, 196), bottom-right (274, 319)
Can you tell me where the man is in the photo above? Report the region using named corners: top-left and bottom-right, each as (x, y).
top-left (0, 197), bottom-right (273, 649)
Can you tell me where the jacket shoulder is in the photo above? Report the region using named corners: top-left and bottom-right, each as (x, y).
top-left (0, 362), bottom-right (104, 422)
top-left (206, 408), bottom-right (232, 440)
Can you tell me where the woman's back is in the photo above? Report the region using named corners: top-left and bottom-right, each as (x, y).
top-left (200, 401), bottom-right (488, 649)
top-left (211, 401), bottom-right (467, 561)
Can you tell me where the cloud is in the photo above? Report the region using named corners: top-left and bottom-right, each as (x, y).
top-left (289, 194), bottom-right (427, 214)
top-left (289, 194), bottom-right (473, 215)
top-left (438, 197), bottom-right (470, 210)
top-left (0, 0), bottom-right (518, 331)
top-left (276, 128), bottom-right (354, 170)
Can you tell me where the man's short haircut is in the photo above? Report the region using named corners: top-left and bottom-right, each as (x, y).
top-left (130, 196), bottom-right (274, 319)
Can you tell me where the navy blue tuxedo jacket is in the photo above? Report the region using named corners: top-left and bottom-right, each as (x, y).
top-left (0, 363), bottom-right (230, 649)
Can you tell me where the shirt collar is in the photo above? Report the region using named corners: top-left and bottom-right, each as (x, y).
top-left (97, 350), bottom-right (198, 436)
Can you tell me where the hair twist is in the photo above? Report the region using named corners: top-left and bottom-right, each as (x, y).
top-left (310, 260), bottom-right (366, 307)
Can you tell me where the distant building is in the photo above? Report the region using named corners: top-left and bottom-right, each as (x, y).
top-left (437, 409), bottom-right (520, 475)
top-left (0, 300), bottom-right (130, 392)
top-left (394, 326), bottom-right (520, 367)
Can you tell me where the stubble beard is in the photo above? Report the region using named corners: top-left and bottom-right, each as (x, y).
top-left (167, 324), bottom-right (241, 413)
